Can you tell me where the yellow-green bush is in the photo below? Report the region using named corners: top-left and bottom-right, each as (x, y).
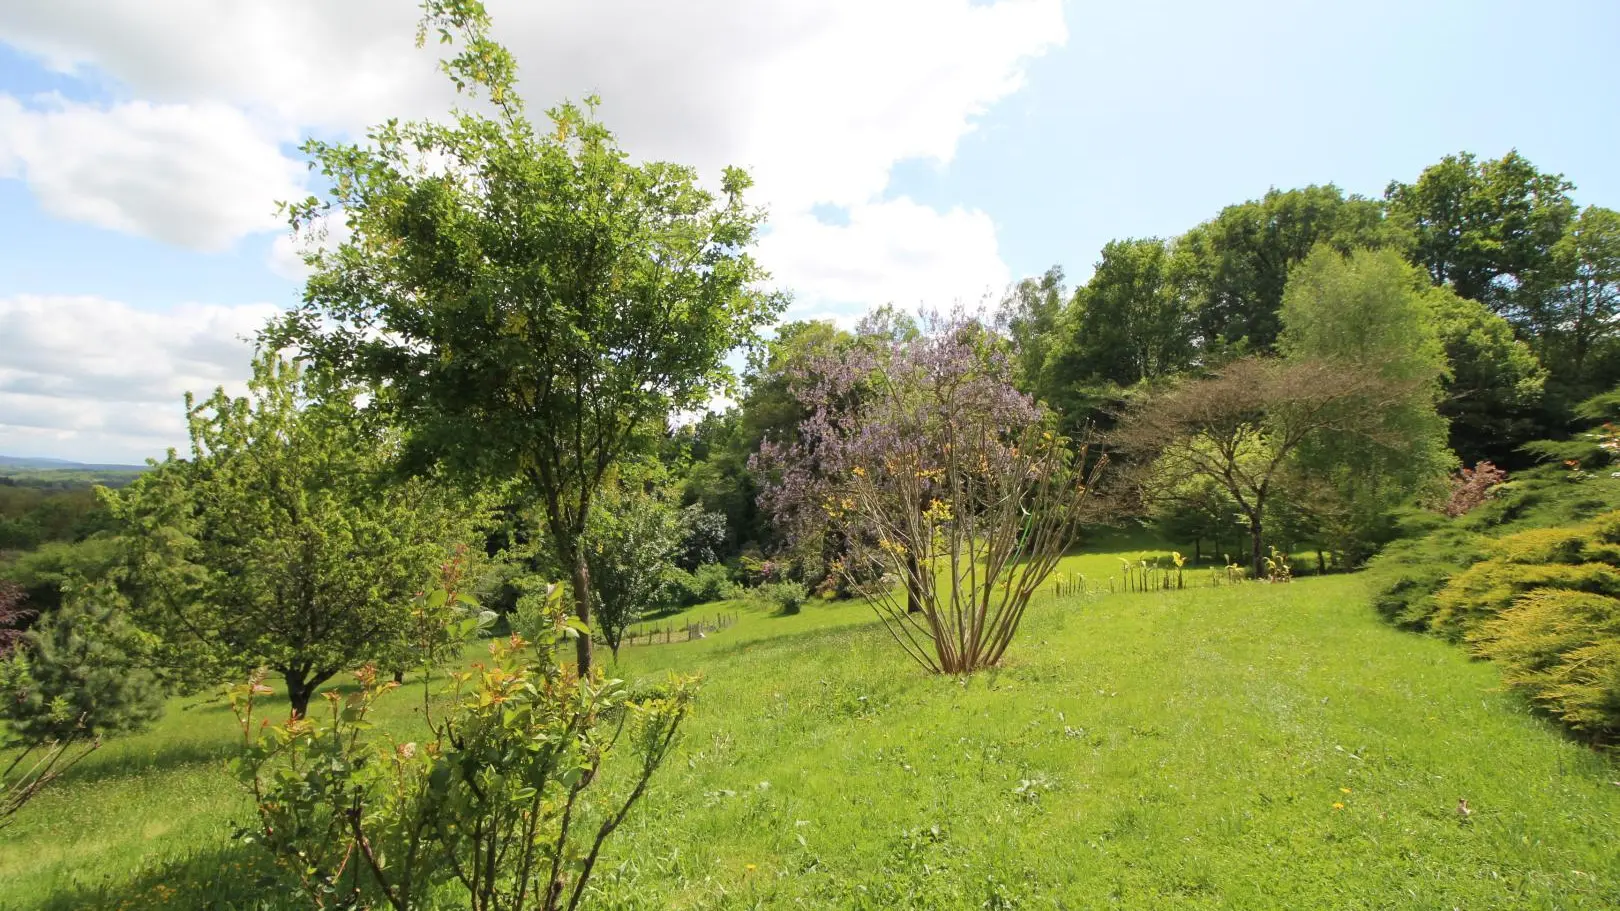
top-left (1429, 509), bottom-right (1620, 744)
top-left (1365, 465), bottom-right (1620, 631)
top-left (1432, 561), bottom-right (1620, 640)
top-left (1471, 589), bottom-right (1620, 743)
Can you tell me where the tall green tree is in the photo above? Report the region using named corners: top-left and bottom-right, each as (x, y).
top-left (1385, 150), bottom-right (1576, 321)
top-left (1546, 206), bottom-right (1620, 390)
top-left (996, 266), bottom-right (1066, 393)
top-left (1049, 238), bottom-right (1195, 389)
top-left (1181, 185), bottom-right (1404, 351)
top-left (1278, 246), bottom-right (1454, 559)
top-left (1427, 288), bottom-right (1547, 465)
top-left (111, 355), bottom-right (480, 718)
top-left (270, 1), bottom-right (779, 676)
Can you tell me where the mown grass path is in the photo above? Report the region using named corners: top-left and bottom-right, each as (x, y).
top-left (3, 570), bottom-right (1617, 909)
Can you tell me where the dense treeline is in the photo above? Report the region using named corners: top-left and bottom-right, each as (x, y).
top-left (665, 150), bottom-right (1616, 575)
top-left (0, 476), bottom-right (117, 550)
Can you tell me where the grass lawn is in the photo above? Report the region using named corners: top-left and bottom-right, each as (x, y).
top-left (3, 549), bottom-right (1618, 908)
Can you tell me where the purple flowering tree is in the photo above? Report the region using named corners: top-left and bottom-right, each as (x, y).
top-left (756, 314), bottom-right (1102, 674)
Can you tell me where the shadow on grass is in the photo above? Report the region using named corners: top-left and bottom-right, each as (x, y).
top-left (679, 614), bottom-right (884, 664)
top-left (54, 739), bottom-right (237, 788)
top-left (28, 841), bottom-right (291, 911)
top-left (637, 604), bottom-right (696, 624)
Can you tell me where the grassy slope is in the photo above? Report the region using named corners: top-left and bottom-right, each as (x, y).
top-left (4, 562), bottom-right (1619, 909)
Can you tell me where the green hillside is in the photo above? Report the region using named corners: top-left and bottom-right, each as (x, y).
top-left (6, 551), bottom-right (1617, 910)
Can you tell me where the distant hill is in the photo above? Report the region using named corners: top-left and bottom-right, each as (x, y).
top-left (0, 455), bottom-right (149, 489)
top-left (0, 455), bottom-right (149, 472)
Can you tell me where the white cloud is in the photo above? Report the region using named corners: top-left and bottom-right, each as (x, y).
top-left (760, 198), bottom-right (1010, 322)
top-left (0, 1), bottom-right (1066, 456)
top-left (0, 95), bottom-right (306, 251)
top-left (0, 296), bottom-right (282, 463)
top-left (0, 2), bottom-right (1064, 206)
top-left (0, 0), bottom-right (1062, 285)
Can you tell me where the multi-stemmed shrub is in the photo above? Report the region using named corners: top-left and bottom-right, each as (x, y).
top-left (232, 579), bottom-right (696, 910)
top-left (757, 314), bottom-right (1100, 674)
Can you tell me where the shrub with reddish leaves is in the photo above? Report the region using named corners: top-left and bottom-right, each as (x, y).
top-left (1445, 461), bottom-right (1509, 517)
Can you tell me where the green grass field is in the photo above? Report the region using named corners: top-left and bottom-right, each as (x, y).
top-left (3, 545), bottom-right (1619, 909)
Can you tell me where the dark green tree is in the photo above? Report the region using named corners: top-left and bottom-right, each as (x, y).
top-left (1, 582), bottom-right (164, 829)
top-left (674, 504), bottom-right (728, 571)
top-left (1, 582), bottom-right (162, 744)
top-left (1182, 185), bottom-right (1405, 351)
top-left (270, 1), bottom-right (780, 676)
top-left (111, 355), bottom-right (481, 718)
top-left (1427, 288), bottom-right (1547, 465)
top-left (1385, 150), bottom-right (1576, 321)
top-left (1047, 238), bottom-right (1195, 389)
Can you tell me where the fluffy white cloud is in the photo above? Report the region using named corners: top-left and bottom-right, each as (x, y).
top-left (0, 1), bottom-right (1065, 458)
top-left (0, 296), bottom-right (281, 463)
top-left (0, 2), bottom-right (1063, 205)
top-left (0, 95), bottom-right (306, 251)
top-left (0, 0), bottom-right (1062, 268)
top-left (760, 198), bottom-right (1010, 322)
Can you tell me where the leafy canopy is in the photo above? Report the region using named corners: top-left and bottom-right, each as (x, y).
top-left (583, 475), bottom-right (682, 659)
top-left (110, 353), bottom-right (481, 717)
top-left (269, 0), bottom-right (781, 675)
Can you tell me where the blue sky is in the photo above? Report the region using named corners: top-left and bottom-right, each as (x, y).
top-left (904, 0), bottom-right (1620, 280)
top-left (0, 0), bottom-right (1615, 463)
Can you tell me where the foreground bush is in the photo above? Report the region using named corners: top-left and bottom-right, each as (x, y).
top-left (1425, 510), bottom-right (1620, 745)
top-left (233, 584), bottom-right (696, 910)
top-left (1, 584), bottom-right (163, 830)
top-left (1472, 589), bottom-right (1620, 742)
top-left (758, 314), bottom-right (1099, 674)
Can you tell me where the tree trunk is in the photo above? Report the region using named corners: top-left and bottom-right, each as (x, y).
top-left (572, 550), bottom-right (593, 678)
top-left (1194, 538), bottom-right (1202, 566)
top-left (905, 551), bottom-right (924, 614)
top-left (1249, 516), bottom-right (1265, 579)
top-left (284, 670), bottom-right (317, 720)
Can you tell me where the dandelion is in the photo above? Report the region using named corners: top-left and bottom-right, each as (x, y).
top-left (1332, 802), bottom-right (1345, 810)
top-left (745, 863), bottom-right (758, 872)
top-left (1340, 787), bottom-right (1352, 794)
